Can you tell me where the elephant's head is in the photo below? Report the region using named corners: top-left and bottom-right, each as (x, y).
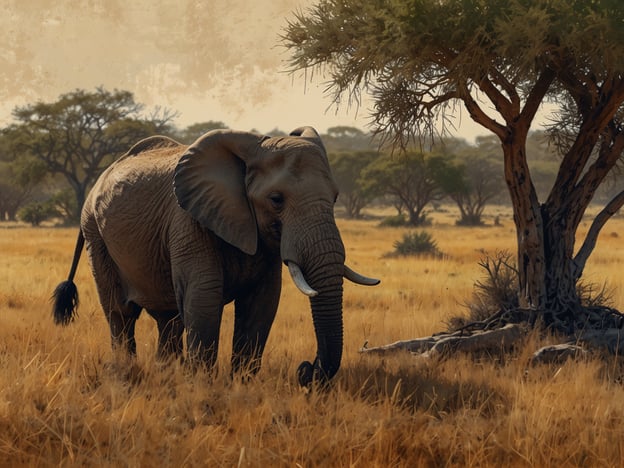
top-left (173, 126), bottom-right (379, 386)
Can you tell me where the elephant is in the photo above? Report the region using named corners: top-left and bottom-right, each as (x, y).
top-left (52, 126), bottom-right (379, 386)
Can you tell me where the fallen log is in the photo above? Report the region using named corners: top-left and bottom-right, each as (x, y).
top-left (359, 336), bottom-right (437, 355)
top-left (360, 323), bottom-right (525, 357)
top-left (530, 344), bottom-right (588, 365)
top-left (427, 323), bottom-right (524, 357)
top-left (359, 306), bottom-right (624, 363)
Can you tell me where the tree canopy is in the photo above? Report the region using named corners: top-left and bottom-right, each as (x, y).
top-left (283, 0), bottom-right (624, 331)
top-left (328, 150), bottom-right (378, 218)
top-left (3, 88), bottom-right (174, 221)
top-left (361, 152), bottom-right (451, 225)
top-left (438, 146), bottom-right (505, 225)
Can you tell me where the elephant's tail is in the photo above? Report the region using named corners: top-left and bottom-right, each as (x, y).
top-left (52, 230), bottom-right (84, 326)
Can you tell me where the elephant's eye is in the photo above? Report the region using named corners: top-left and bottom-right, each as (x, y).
top-left (269, 192), bottom-right (285, 210)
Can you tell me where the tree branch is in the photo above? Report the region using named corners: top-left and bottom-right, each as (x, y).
top-left (573, 190), bottom-right (624, 280)
top-left (519, 67), bottom-right (556, 133)
top-left (475, 73), bottom-right (515, 123)
top-left (568, 125), bottom-right (624, 230)
top-left (547, 78), bottom-right (624, 211)
top-left (458, 82), bottom-right (507, 140)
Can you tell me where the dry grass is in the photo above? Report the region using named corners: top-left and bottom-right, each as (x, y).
top-left (1, 207), bottom-right (624, 466)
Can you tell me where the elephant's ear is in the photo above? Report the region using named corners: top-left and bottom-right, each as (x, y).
top-left (173, 130), bottom-right (264, 255)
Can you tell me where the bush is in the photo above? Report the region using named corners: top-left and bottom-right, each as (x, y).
top-left (388, 231), bottom-right (442, 257)
top-left (448, 250), bottom-right (615, 330)
top-left (379, 213), bottom-right (432, 227)
top-left (467, 251), bottom-right (519, 321)
top-left (379, 214), bottom-right (408, 227)
top-left (18, 201), bottom-right (59, 226)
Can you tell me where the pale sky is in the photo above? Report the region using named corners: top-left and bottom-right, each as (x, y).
top-left (1, 0), bottom-right (530, 141)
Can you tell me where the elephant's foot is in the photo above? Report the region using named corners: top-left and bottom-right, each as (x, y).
top-left (296, 358), bottom-right (332, 389)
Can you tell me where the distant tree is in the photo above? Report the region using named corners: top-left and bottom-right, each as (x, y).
top-left (18, 200), bottom-right (59, 227)
top-left (0, 181), bottom-right (27, 221)
top-left (525, 131), bottom-right (560, 200)
top-left (265, 128), bottom-right (288, 137)
top-left (0, 139), bottom-right (48, 220)
top-left (329, 150), bottom-right (378, 218)
top-left (439, 152), bottom-right (504, 225)
top-left (177, 120), bottom-right (228, 144)
top-left (326, 126), bottom-right (365, 139)
top-left (48, 188), bottom-right (78, 222)
top-left (284, 0), bottom-right (624, 331)
top-left (4, 88), bottom-right (174, 222)
top-left (361, 152), bottom-right (449, 226)
top-left (322, 126), bottom-right (376, 151)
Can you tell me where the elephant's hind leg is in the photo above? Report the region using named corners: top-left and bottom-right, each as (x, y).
top-left (85, 234), bottom-right (142, 356)
top-left (108, 300), bottom-right (142, 356)
top-left (150, 310), bottom-right (184, 360)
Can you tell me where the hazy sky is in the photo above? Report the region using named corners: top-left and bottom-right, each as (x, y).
top-left (1, 0), bottom-right (499, 139)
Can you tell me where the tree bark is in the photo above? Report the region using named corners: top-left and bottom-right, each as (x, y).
top-left (503, 135), bottom-right (547, 311)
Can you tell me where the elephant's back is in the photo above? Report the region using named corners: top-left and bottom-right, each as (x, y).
top-left (106, 139), bottom-right (185, 184)
top-left (88, 145), bottom-right (182, 223)
top-left (82, 143), bottom-right (188, 309)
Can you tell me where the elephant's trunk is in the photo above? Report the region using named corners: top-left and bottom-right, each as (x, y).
top-left (302, 277), bottom-right (344, 385)
top-left (281, 209), bottom-right (346, 387)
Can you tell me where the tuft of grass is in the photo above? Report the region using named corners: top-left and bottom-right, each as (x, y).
top-left (387, 230), bottom-right (443, 258)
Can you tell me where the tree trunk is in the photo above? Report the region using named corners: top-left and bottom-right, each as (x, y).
top-left (503, 136), bottom-right (546, 311)
top-left (541, 207), bottom-right (581, 327)
top-left (67, 182), bottom-right (87, 223)
top-left (505, 136), bottom-right (582, 327)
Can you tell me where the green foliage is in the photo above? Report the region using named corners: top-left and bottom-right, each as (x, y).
top-left (5, 87), bottom-right (175, 223)
top-left (360, 152), bottom-right (451, 225)
top-left (437, 144), bottom-right (505, 225)
top-left (284, 0), bottom-right (624, 142)
top-left (18, 201), bottom-right (59, 227)
top-left (389, 231), bottom-right (441, 257)
top-left (379, 213), bottom-right (431, 227)
top-left (0, 154), bottom-right (48, 220)
top-left (322, 126), bottom-right (378, 152)
top-left (49, 189), bottom-right (78, 223)
top-left (329, 150), bottom-right (378, 218)
top-left (378, 214), bottom-right (408, 227)
top-left (176, 121), bottom-right (228, 144)
top-left (284, 0), bottom-right (624, 315)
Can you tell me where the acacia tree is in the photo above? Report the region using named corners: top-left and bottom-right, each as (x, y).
top-left (440, 151), bottom-right (505, 225)
top-left (284, 0), bottom-right (624, 330)
top-left (360, 152), bottom-right (450, 225)
top-left (176, 120), bottom-right (228, 144)
top-left (5, 88), bottom-right (174, 221)
top-left (329, 150), bottom-right (378, 218)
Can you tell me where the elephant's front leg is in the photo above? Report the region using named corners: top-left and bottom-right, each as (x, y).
top-left (180, 286), bottom-right (225, 370)
top-left (231, 264), bottom-right (282, 376)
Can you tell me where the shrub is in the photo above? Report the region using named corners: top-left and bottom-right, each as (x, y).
top-left (379, 214), bottom-right (408, 227)
top-left (379, 213), bottom-right (432, 227)
top-left (467, 251), bottom-right (519, 321)
top-left (389, 231), bottom-right (442, 257)
top-left (448, 250), bottom-right (615, 330)
top-left (18, 201), bottom-right (59, 226)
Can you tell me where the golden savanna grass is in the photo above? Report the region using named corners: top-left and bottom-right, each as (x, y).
top-left (1, 206), bottom-right (624, 466)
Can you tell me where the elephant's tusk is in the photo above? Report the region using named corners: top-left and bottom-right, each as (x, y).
top-left (287, 262), bottom-right (318, 297)
top-left (343, 265), bottom-right (380, 286)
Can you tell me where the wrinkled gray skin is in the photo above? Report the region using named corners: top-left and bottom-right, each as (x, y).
top-left (54, 127), bottom-right (378, 386)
